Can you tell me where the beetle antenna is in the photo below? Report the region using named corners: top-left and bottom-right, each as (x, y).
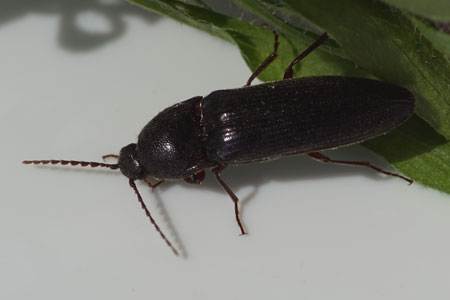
top-left (129, 179), bottom-right (179, 256)
top-left (23, 160), bottom-right (119, 170)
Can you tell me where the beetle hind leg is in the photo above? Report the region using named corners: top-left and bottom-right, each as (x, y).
top-left (212, 163), bottom-right (247, 235)
top-left (308, 152), bottom-right (413, 184)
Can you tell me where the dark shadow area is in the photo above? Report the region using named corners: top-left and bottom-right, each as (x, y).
top-left (363, 115), bottom-right (448, 163)
top-left (154, 145), bottom-right (408, 209)
top-left (136, 145), bottom-right (400, 256)
top-left (1, 0), bottom-right (160, 52)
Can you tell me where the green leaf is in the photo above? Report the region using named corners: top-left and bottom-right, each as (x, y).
top-left (380, 0), bottom-right (450, 22)
top-left (409, 17), bottom-right (450, 56)
top-left (364, 116), bottom-right (450, 194)
top-left (127, 0), bottom-right (450, 194)
top-left (279, 0), bottom-right (450, 140)
top-left (189, 0), bottom-right (210, 9)
top-left (231, 0), bottom-right (351, 61)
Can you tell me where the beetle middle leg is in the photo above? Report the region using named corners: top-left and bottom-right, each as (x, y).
top-left (212, 163), bottom-right (247, 235)
top-left (283, 33), bottom-right (328, 80)
top-left (246, 29), bottom-right (279, 86)
top-left (308, 152), bottom-right (413, 184)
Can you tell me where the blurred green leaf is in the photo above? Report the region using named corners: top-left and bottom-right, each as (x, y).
top-left (364, 116), bottom-right (450, 194)
top-left (231, 0), bottom-right (350, 60)
top-left (410, 17), bottom-right (450, 56)
top-left (381, 0), bottom-right (450, 22)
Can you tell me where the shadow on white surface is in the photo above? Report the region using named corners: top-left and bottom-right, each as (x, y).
top-left (0, 0), bottom-right (160, 52)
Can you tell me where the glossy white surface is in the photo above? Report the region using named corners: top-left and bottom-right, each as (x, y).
top-left (1, 2), bottom-right (450, 299)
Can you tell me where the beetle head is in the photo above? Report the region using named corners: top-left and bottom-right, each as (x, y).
top-left (118, 143), bottom-right (147, 180)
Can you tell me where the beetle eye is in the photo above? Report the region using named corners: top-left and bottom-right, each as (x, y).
top-left (118, 143), bottom-right (146, 180)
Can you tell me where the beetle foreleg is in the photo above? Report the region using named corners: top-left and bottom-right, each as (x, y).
top-left (246, 29), bottom-right (279, 86)
top-left (307, 152), bottom-right (413, 185)
top-left (144, 178), bottom-right (165, 191)
top-left (283, 33), bottom-right (328, 80)
top-left (212, 164), bottom-right (247, 235)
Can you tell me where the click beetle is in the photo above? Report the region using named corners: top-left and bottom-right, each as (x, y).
top-left (23, 32), bottom-right (415, 255)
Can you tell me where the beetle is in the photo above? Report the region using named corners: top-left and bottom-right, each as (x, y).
top-left (23, 32), bottom-right (415, 255)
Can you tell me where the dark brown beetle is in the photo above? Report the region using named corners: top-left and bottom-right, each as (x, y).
top-left (24, 32), bottom-right (414, 255)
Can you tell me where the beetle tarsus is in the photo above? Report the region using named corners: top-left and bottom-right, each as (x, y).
top-left (307, 151), bottom-right (413, 185)
top-left (212, 163), bottom-right (247, 235)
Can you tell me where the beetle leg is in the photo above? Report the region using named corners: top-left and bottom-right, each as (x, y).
top-left (283, 33), bottom-right (328, 80)
top-left (212, 163), bottom-right (247, 235)
top-left (144, 178), bottom-right (165, 191)
top-left (308, 152), bottom-right (413, 184)
top-left (246, 29), bottom-right (279, 86)
top-left (184, 170), bottom-right (205, 184)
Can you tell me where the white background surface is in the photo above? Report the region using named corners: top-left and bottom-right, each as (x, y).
top-left (1, 1), bottom-right (450, 299)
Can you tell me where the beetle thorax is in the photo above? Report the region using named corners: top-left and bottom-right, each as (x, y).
top-left (135, 97), bottom-right (212, 180)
